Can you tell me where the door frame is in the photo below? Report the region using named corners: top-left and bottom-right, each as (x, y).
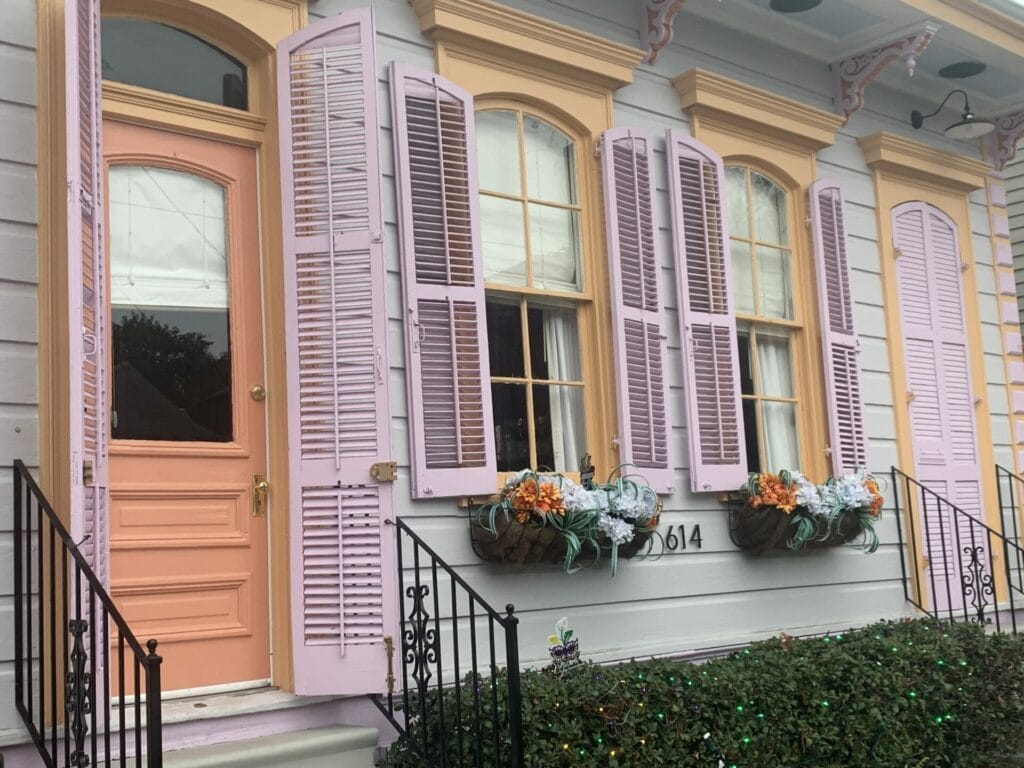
top-left (860, 132), bottom-right (1001, 610)
top-left (36, 0), bottom-right (304, 690)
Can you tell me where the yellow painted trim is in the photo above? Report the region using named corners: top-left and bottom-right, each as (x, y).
top-left (863, 155), bottom-right (1003, 609)
top-left (103, 82), bottom-right (267, 145)
top-left (858, 132), bottom-right (990, 195)
top-left (37, 0), bottom-right (301, 693)
top-left (673, 69), bottom-right (844, 152)
top-left (899, 0), bottom-right (1024, 61)
top-left (408, 0), bottom-right (644, 91)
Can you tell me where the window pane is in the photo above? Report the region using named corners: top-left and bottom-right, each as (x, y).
top-left (756, 332), bottom-right (794, 398)
top-left (751, 172), bottom-right (787, 245)
top-left (493, 383), bottom-right (530, 471)
top-left (528, 204), bottom-right (581, 292)
top-left (726, 167), bottom-right (749, 239)
top-left (737, 328), bottom-right (755, 396)
top-left (528, 304), bottom-right (582, 382)
top-left (109, 166), bottom-right (232, 442)
top-left (731, 240), bottom-right (755, 315)
top-left (524, 116), bottom-right (576, 204)
top-left (534, 384), bottom-right (585, 473)
top-left (476, 110), bottom-right (520, 195)
top-left (486, 300), bottom-right (525, 378)
top-left (758, 246), bottom-right (793, 319)
top-left (742, 398), bottom-right (760, 473)
top-left (101, 18), bottom-right (247, 109)
top-left (761, 401), bottom-right (799, 471)
top-left (481, 195), bottom-right (527, 286)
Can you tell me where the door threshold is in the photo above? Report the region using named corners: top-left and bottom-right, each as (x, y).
top-left (161, 678), bottom-right (273, 702)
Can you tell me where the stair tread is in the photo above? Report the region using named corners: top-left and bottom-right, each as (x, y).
top-left (163, 725), bottom-right (378, 768)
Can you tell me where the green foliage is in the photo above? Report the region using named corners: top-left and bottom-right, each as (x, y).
top-left (385, 620), bottom-right (1024, 767)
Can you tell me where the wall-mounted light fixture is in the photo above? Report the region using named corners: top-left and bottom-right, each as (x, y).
top-left (910, 89), bottom-right (994, 139)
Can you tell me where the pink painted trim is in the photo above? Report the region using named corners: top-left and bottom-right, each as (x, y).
top-left (999, 271), bottom-right (1017, 296)
top-left (1014, 391), bottom-right (1024, 415)
top-left (986, 111), bottom-right (1024, 172)
top-left (992, 212), bottom-right (1010, 238)
top-left (1002, 301), bottom-right (1019, 326)
top-left (1015, 421), bottom-right (1024, 446)
top-left (996, 242), bottom-right (1013, 267)
top-left (1008, 362), bottom-right (1024, 384)
top-left (1005, 331), bottom-right (1024, 357)
top-left (988, 178), bottom-right (1008, 208)
top-left (640, 0), bottom-right (688, 64)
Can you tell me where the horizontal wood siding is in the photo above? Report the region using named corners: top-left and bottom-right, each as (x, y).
top-left (0, 0), bottom-right (37, 739)
top-left (304, 0), bottom-right (942, 669)
top-left (1008, 151), bottom-right (1024, 337)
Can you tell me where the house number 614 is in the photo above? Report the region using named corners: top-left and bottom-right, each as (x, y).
top-left (664, 524), bottom-right (703, 551)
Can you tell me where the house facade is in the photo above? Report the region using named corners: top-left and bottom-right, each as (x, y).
top-left (3, 0), bottom-right (1024, 764)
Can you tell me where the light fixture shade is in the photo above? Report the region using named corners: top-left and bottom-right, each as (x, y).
top-left (944, 116), bottom-right (995, 139)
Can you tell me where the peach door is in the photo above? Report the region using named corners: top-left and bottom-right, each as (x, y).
top-left (104, 120), bottom-right (269, 691)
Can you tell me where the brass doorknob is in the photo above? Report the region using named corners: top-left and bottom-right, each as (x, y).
top-left (250, 384), bottom-right (266, 401)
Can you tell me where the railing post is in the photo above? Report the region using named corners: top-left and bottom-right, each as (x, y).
top-left (891, 467), bottom-right (910, 604)
top-left (503, 604), bottom-right (524, 768)
top-left (145, 639), bottom-right (163, 767)
top-left (13, 465), bottom-right (23, 711)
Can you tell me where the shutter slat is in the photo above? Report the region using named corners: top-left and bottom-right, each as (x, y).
top-left (390, 63), bottom-right (496, 498)
top-left (667, 131), bottom-right (747, 492)
top-left (809, 179), bottom-right (868, 475)
top-left (600, 128), bottom-right (674, 493)
top-left (279, 9), bottom-right (398, 696)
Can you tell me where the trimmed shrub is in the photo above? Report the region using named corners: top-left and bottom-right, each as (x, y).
top-left (386, 619), bottom-right (1024, 767)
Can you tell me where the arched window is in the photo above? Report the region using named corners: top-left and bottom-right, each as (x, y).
top-left (476, 107), bottom-right (587, 473)
top-left (101, 18), bottom-right (248, 109)
top-left (726, 166), bottom-right (801, 472)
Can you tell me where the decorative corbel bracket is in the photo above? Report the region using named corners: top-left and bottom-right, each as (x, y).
top-left (639, 0), bottom-right (687, 64)
top-left (832, 23), bottom-right (939, 123)
top-left (986, 111), bottom-right (1024, 172)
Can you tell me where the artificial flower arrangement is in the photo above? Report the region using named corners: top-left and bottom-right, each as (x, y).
top-left (471, 468), bottom-right (661, 576)
top-left (731, 468), bottom-right (883, 555)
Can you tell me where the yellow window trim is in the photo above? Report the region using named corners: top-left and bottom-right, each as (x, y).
top-left (858, 132), bottom-right (989, 196)
top-left (672, 68), bottom-right (844, 152)
top-left (861, 133), bottom-right (1001, 607)
top-left (409, 0), bottom-right (644, 91)
top-left (37, 0), bottom-right (302, 693)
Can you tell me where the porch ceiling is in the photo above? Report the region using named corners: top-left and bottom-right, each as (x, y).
top-left (682, 0), bottom-right (1024, 118)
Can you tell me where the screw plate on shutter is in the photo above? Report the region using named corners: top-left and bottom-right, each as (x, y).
top-left (370, 462), bottom-right (397, 482)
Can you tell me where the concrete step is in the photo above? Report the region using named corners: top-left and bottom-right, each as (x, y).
top-left (162, 725), bottom-right (378, 768)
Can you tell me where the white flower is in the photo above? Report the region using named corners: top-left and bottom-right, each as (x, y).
top-left (560, 480), bottom-right (594, 513)
top-left (597, 511), bottom-right (635, 544)
top-left (791, 471), bottom-right (823, 515)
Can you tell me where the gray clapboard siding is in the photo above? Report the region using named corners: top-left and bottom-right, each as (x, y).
top-left (0, 0), bottom-right (37, 745)
top-left (1008, 148), bottom-right (1024, 329)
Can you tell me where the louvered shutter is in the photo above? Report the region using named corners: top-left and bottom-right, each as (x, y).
top-left (278, 10), bottom-right (398, 695)
top-left (666, 131), bottom-right (746, 493)
top-left (67, 0), bottom-right (108, 585)
top-left (893, 202), bottom-right (986, 615)
top-left (809, 180), bottom-right (868, 476)
top-left (389, 63), bottom-right (496, 498)
top-left (600, 128), bottom-right (674, 494)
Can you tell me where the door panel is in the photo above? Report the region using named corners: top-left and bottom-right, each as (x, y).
top-left (893, 201), bottom-right (987, 616)
top-left (105, 120), bottom-right (269, 691)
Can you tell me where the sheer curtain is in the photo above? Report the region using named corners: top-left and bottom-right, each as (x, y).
top-left (544, 312), bottom-right (583, 472)
top-left (757, 337), bottom-right (799, 471)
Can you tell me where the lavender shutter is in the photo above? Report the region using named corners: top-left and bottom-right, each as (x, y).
top-left (66, 0), bottom-right (108, 585)
top-left (600, 128), bottom-right (674, 494)
top-left (808, 179), bottom-right (868, 476)
top-left (278, 10), bottom-right (398, 695)
top-left (389, 63), bottom-right (496, 498)
top-left (666, 131), bottom-right (747, 493)
top-left (893, 202), bottom-right (986, 615)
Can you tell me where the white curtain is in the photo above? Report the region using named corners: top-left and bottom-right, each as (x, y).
top-left (757, 336), bottom-right (799, 471)
top-left (543, 311), bottom-right (583, 472)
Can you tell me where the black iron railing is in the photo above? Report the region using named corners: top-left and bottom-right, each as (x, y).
top-left (892, 466), bottom-right (1024, 631)
top-left (13, 460), bottom-right (163, 767)
top-left (372, 517), bottom-right (524, 768)
top-left (996, 465), bottom-right (1024, 598)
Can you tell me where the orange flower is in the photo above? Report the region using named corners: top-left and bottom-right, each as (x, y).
top-left (865, 477), bottom-right (884, 517)
top-left (750, 473), bottom-right (798, 514)
top-left (507, 478), bottom-right (564, 522)
top-left (535, 481), bottom-right (565, 517)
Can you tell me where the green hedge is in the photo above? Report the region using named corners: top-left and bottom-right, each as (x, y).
top-left (386, 619), bottom-right (1024, 767)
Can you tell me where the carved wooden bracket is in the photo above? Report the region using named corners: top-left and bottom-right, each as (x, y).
top-left (639, 0), bottom-right (687, 64)
top-left (986, 111), bottom-right (1024, 172)
top-left (832, 23), bottom-right (938, 123)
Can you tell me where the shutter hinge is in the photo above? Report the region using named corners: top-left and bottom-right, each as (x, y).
top-left (892, 245), bottom-right (903, 258)
top-left (384, 635), bottom-right (395, 694)
top-left (370, 462), bottom-right (398, 482)
top-left (906, 391), bottom-right (916, 402)
top-left (82, 460), bottom-right (94, 486)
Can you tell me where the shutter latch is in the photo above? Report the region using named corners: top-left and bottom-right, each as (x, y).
top-left (370, 462), bottom-right (398, 482)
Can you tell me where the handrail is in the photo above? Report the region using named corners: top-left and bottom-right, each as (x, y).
top-left (12, 459), bottom-right (163, 767)
top-left (892, 465), bottom-right (1023, 632)
top-left (372, 517), bottom-right (524, 768)
top-left (996, 464), bottom-right (1024, 598)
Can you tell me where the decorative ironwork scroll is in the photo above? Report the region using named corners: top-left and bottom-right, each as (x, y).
top-left (962, 545), bottom-right (995, 624)
top-left (65, 619), bottom-right (93, 768)
top-left (639, 0), bottom-right (687, 64)
top-left (986, 111), bottom-right (1024, 172)
top-left (832, 23), bottom-right (938, 122)
top-left (402, 584), bottom-right (438, 696)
